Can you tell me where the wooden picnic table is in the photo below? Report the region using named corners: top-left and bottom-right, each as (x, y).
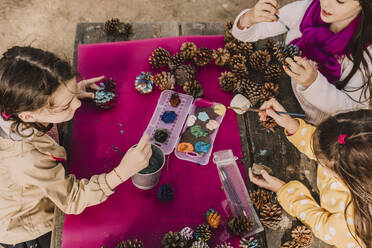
top-left (53, 22), bottom-right (331, 248)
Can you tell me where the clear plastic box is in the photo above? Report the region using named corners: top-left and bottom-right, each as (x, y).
top-left (213, 149), bottom-right (264, 237)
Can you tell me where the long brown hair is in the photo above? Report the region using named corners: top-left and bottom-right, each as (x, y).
top-left (0, 46), bottom-right (76, 138)
top-left (313, 109), bottom-right (372, 247)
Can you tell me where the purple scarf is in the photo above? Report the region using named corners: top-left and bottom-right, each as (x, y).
top-left (290, 0), bottom-right (360, 83)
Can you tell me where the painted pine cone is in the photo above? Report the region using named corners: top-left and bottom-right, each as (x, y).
top-left (291, 225), bottom-right (313, 248)
top-left (235, 79), bottom-right (263, 106)
top-left (135, 72), bottom-right (154, 94)
top-left (259, 202), bottom-right (282, 230)
top-left (183, 80), bottom-right (204, 97)
top-left (191, 241), bottom-right (210, 248)
top-left (154, 71), bottom-right (175, 90)
top-left (219, 71), bottom-right (238, 92)
top-left (94, 78), bottom-right (117, 110)
top-left (280, 241), bottom-right (301, 248)
top-left (215, 242), bottom-right (233, 248)
top-left (229, 54), bottom-right (249, 78)
top-left (227, 215), bottom-right (254, 237)
top-left (149, 47), bottom-right (171, 69)
top-left (249, 50), bottom-right (271, 72)
top-left (161, 231), bottom-right (187, 248)
top-left (239, 237), bottom-right (260, 248)
top-left (213, 48), bottom-right (230, 67)
top-left (249, 188), bottom-right (274, 211)
top-left (262, 82), bottom-right (279, 101)
top-left (168, 53), bottom-right (185, 71)
top-left (174, 64), bottom-right (195, 86)
top-left (116, 239), bottom-right (143, 248)
top-left (157, 183), bottom-right (174, 201)
top-left (180, 42), bottom-right (198, 60)
top-left (194, 224), bottom-right (211, 242)
top-left (179, 227), bottom-right (194, 241)
top-left (193, 47), bottom-right (213, 67)
top-left (264, 64), bottom-right (283, 81)
top-left (205, 208), bottom-right (221, 229)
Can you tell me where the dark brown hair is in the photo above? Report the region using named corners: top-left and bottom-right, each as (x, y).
top-left (0, 46), bottom-right (76, 138)
top-left (313, 109), bottom-right (372, 247)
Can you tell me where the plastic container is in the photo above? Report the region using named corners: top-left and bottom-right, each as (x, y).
top-left (213, 149), bottom-right (264, 237)
top-left (174, 98), bottom-right (225, 165)
top-left (144, 90), bottom-right (193, 155)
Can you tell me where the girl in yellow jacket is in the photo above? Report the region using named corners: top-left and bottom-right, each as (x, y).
top-left (251, 98), bottom-right (371, 248)
top-left (0, 46), bottom-right (152, 247)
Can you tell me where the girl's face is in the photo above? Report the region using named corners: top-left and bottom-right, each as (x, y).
top-left (320, 0), bottom-right (361, 30)
top-left (20, 79), bottom-right (81, 124)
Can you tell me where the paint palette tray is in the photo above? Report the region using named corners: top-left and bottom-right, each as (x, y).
top-left (174, 98), bottom-right (225, 165)
top-left (213, 149), bottom-right (264, 237)
top-left (144, 90), bottom-right (193, 155)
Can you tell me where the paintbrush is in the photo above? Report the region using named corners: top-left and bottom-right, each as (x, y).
top-left (112, 145), bottom-right (125, 157)
top-left (275, 14), bottom-right (290, 31)
top-left (228, 106), bottom-right (306, 118)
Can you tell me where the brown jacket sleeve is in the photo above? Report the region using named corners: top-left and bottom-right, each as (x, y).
top-left (13, 150), bottom-right (114, 215)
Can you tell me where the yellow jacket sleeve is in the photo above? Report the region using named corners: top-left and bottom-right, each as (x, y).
top-left (285, 118), bottom-right (316, 160)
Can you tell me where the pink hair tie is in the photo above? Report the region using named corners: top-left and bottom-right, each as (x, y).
top-left (2, 111), bottom-right (11, 120)
top-left (338, 134), bottom-right (348, 144)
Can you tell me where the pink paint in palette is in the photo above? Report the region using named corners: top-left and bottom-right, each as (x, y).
top-left (144, 90), bottom-right (193, 155)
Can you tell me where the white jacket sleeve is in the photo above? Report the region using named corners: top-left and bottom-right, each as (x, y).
top-left (232, 0), bottom-right (309, 42)
top-left (296, 46), bottom-right (372, 114)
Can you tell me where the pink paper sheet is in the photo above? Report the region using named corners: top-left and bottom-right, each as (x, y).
top-left (62, 36), bottom-right (245, 248)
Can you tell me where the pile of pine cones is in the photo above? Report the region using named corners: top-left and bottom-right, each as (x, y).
top-left (148, 42), bottom-right (214, 97)
top-left (216, 21), bottom-right (300, 129)
top-left (249, 188), bottom-right (283, 230)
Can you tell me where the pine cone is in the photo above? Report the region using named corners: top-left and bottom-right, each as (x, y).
top-left (180, 42), bottom-right (198, 60)
top-left (213, 48), bottom-right (230, 67)
top-left (183, 80), bottom-right (204, 97)
top-left (180, 227), bottom-right (194, 241)
top-left (157, 183), bottom-right (174, 201)
top-left (193, 47), bottom-right (213, 67)
top-left (219, 72), bottom-right (238, 92)
top-left (229, 54), bottom-right (249, 78)
top-left (224, 29), bottom-right (235, 44)
top-left (205, 208), bottom-right (221, 229)
top-left (264, 39), bottom-right (276, 53)
top-left (259, 202), bottom-right (282, 230)
top-left (225, 21), bottom-right (233, 32)
top-left (194, 224), bottom-right (211, 242)
top-left (227, 215), bottom-right (254, 237)
top-left (149, 47), bottom-right (171, 69)
top-left (291, 225), bottom-right (313, 248)
top-left (225, 41), bottom-right (238, 56)
top-left (273, 43), bottom-right (285, 65)
top-left (168, 53), bottom-right (185, 71)
top-left (116, 239), bottom-right (143, 248)
top-left (161, 231), bottom-right (187, 248)
top-left (104, 18), bottom-right (132, 37)
top-left (94, 78), bottom-right (117, 110)
top-left (236, 41), bottom-right (254, 57)
top-left (154, 72), bottom-right (175, 90)
top-left (215, 242), bottom-right (233, 248)
top-left (280, 241), bottom-right (301, 248)
top-left (249, 188), bottom-right (274, 211)
top-left (260, 116), bottom-right (277, 129)
top-left (262, 82), bottom-right (279, 101)
top-left (239, 237), bottom-right (260, 248)
top-left (235, 79), bottom-right (263, 106)
top-left (273, 43), bottom-right (301, 65)
top-left (135, 72), bottom-right (154, 94)
top-left (174, 64), bottom-right (195, 86)
top-left (191, 241), bottom-right (209, 248)
top-left (249, 50), bottom-right (271, 72)
top-left (264, 64), bottom-right (283, 81)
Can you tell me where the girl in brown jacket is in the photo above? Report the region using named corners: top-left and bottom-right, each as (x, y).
top-left (0, 46), bottom-right (152, 248)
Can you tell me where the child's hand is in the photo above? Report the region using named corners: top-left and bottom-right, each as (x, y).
top-left (249, 167), bottom-right (285, 192)
top-left (283, 56), bottom-right (318, 87)
top-left (77, 76), bottom-right (104, 99)
top-left (116, 134), bottom-right (152, 182)
top-left (259, 98), bottom-right (299, 134)
top-left (238, 0), bottom-right (279, 29)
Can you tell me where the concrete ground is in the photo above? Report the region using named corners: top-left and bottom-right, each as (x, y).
top-left (0, 0), bottom-right (292, 63)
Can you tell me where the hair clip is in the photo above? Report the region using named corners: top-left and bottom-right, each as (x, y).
top-left (2, 111), bottom-right (11, 120)
top-left (338, 134), bottom-right (348, 144)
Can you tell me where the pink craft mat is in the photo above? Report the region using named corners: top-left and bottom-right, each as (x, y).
top-left (62, 36), bottom-right (245, 248)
